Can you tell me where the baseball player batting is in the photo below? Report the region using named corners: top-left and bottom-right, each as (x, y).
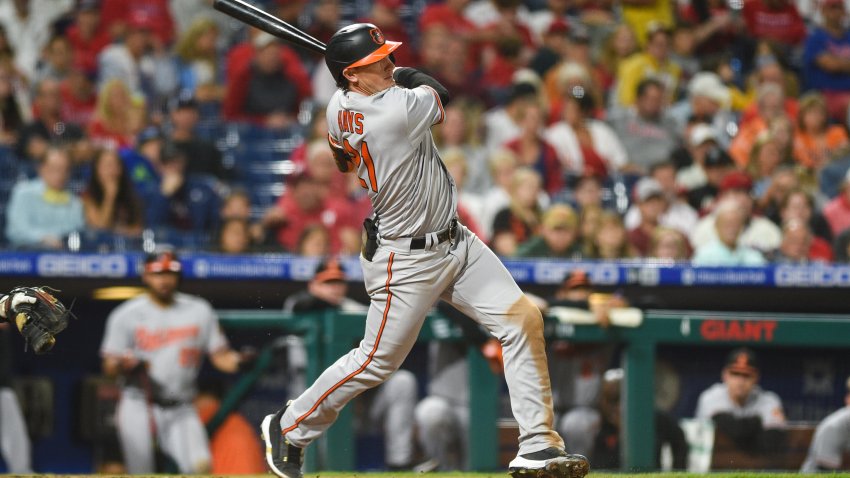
top-left (100, 251), bottom-right (248, 474)
top-left (260, 24), bottom-right (589, 478)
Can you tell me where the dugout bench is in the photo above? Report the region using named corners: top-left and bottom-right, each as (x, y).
top-left (219, 309), bottom-right (850, 472)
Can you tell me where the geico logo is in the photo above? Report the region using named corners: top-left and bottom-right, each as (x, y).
top-left (774, 266), bottom-right (850, 287)
top-left (593, 264), bottom-right (620, 285)
top-left (36, 254), bottom-right (128, 277)
top-left (534, 263), bottom-right (572, 283)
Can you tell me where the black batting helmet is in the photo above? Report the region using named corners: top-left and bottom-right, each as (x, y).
top-left (325, 23), bottom-right (401, 88)
top-left (143, 249), bottom-right (182, 275)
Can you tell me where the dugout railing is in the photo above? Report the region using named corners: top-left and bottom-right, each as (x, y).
top-left (218, 309), bottom-right (850, 472)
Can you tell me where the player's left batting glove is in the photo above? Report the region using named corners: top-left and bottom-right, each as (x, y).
top-left (0, 286), bottom-right (72, 354)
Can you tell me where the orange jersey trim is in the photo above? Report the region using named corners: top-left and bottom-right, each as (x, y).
top-left (422, 85), bottom-right (445, 125)
top-left (281, 252), bottom-right (396, 436)
top-left (327, 133), bottom-right (342, 149)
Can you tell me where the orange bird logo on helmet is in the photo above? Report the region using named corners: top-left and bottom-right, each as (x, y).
top-left (370, 28), bottom-right (385, 45)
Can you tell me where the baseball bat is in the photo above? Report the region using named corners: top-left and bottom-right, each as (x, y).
top-left (213, 0), bottom-right (327, 55)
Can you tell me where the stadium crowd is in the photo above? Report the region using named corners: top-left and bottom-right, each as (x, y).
top-left (2, 0), bottom-right (850, 265)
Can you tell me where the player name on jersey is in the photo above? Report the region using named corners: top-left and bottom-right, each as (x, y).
top-left (338, 110), bottom-right (364, 134)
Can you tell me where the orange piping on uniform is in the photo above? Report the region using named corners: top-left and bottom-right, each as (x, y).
top-left (281, 252), bottom-right (395, 435)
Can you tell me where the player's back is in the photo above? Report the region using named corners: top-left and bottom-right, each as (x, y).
top-left (326, 85), bottom-right (456, 239)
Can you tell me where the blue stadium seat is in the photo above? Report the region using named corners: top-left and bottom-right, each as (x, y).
top-left (250, 183), bottom-right (286, 209)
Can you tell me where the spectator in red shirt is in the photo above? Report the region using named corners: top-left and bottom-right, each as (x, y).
top-left (529, 19), bottom-right (571, 79)
top-left (99, 0), bottom-right (175, 47)
top-left (770, 219), bottom-right (834, 263)
top-left (65, 0), bottom-right (110, 76)
top-left (359, 0), bottom-right (418, 67)
top-left (301, 138), bottom-right (348, 203)
top-left (87, 78), bottom-right (144, 150)
top-left (60, 65), bottom-right (97, 126)
top-left (223, 32), bottom-right (312, 128)
top-left (261, 170), bottom-right (359, 255)
top-left (478, 0), bottom-right (536, 101)
top-left (504, 102), bottom-right (564, 196)
top-left (742, 0), bottom-right (807, 48)
top-left (16, 78), bottom-right (90, 163)
top-left (678, 0), bottom-right (746, 59)
top-left (628, 177), bottom-right (668, 256)
top-left (417, 25), bottom-right (482, 101)
top-left (823, 169), bottom-right (850, 236)
top-left (419, 0), bottom-right (478, 38)
top-left (307, 0), bottom-right (341, 45)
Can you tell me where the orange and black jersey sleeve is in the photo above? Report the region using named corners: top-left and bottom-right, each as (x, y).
top-left (392, 67), bottom-right (451, 106)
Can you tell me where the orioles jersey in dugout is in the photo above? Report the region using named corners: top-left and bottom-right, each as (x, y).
top-left (326, 82), bottom-right (457, 240)
top-left (100, 292), bottom-right (229, 402)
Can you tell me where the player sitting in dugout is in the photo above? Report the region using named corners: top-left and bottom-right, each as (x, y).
top-left (695, 347), bottom-right (788, 455)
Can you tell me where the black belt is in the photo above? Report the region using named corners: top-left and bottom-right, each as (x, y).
top-left (410, 219), bottom-right (457, 249)
top-left (153, 397), bottom-right (188, 408)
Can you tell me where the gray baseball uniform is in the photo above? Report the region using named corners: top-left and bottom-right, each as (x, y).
top-left (0, 328), bottom-right (30, 473)
top-left (0, 388), bottom-right (30, 473)
top-left (801, 406), bottom-right (850, 472)
top-left (415, 342), bottom-right (472, 470)
top-left (695, 383), bottom-right (786, 429)
top-left (282, 297), bottom-right (417, 468)
top-left (279, 77), bottom-right (564, 457)
top-left (100, 292), bottom-right (229, 473)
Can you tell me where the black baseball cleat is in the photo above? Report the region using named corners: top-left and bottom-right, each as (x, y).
top-left (260, 405), bottom-right (304, 478)
top-left (508, 447), bottom-right (589, 478)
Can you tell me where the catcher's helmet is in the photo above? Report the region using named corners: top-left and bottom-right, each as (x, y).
top-left (144, 250), bottom-right (182, 274)
top-left (325, 23), bottom-right (401, 87)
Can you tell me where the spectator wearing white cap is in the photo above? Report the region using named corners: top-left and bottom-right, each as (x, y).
top-left (667, 71), bottom-right (735, 147)
top-left (675, 123), bottom-right (729, 192)
top-left (624, 161), bottom-right (698, 235)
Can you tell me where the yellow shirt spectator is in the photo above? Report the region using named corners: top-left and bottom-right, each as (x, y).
top-left (616, 54), bottom-right (681, 108)
top-left (622, 1), bottom-right (675, 46)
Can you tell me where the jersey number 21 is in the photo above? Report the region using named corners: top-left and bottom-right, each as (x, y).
top-left (343, 139), bottom-right (378, 192)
